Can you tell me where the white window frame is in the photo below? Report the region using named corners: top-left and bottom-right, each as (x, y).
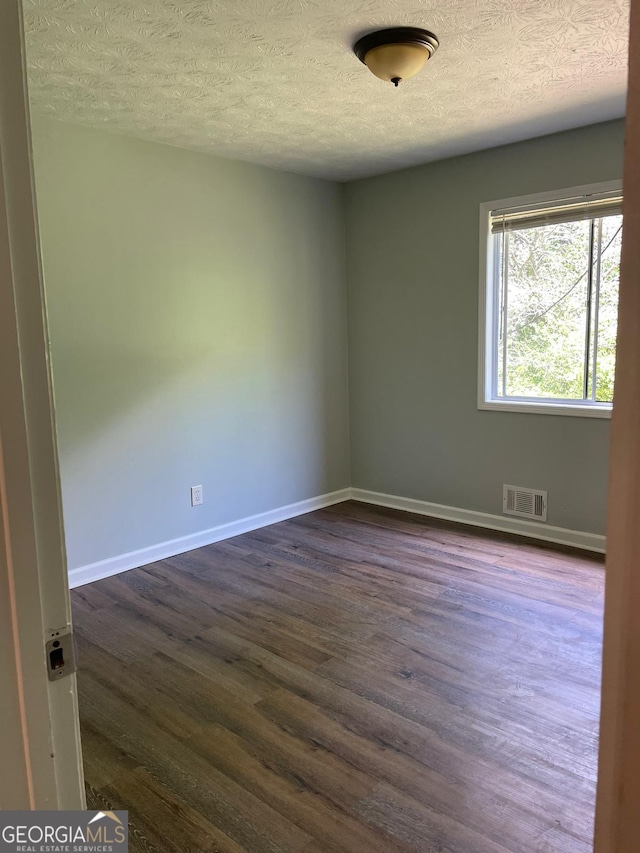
top-left (478, 180), bottom-right (622, 418)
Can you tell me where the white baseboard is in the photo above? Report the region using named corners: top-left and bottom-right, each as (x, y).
top-left (350, 488), bottom-right (606, 554)
top-left (68, 488), bottom-right (351, 588)
top-left (69, 484), bottom-right (605, 588)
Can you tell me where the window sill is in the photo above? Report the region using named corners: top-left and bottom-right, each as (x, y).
top-left (479, 399), bottom-right (612, 419)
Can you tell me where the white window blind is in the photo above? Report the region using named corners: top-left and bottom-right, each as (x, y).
top-left (490, 193), bottom-right (623, 233)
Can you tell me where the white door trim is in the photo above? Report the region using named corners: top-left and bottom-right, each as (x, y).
top-left (0, 0), bottom-right (84, 809)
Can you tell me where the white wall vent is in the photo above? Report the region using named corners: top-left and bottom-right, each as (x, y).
top-left (503, 485), bottom-right (547, 522)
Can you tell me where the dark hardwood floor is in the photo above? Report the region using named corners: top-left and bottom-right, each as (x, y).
top-left (72, 501), bottom-right (605, 853)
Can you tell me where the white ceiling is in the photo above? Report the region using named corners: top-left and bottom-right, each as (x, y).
top-left (23, 0), bottom-right (629, 181)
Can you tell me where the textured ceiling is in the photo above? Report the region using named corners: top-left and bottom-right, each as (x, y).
top-left (23, 0), bottom-right (629, 181)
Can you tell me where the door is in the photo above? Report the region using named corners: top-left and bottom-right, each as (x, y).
top-left (0, 0), bottom-right (84, 809)
top-left (594, 1), bottom-right (640, 848)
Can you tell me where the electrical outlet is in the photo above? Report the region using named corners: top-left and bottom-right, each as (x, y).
top-left (191, 485), bottom-right (203, 507)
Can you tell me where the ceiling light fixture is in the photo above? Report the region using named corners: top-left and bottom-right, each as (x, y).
top-left (353, 27), bottom-right (439, 87)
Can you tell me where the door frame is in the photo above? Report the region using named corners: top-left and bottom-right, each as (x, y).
top-left (594, 1), bottom-right (640, 848)
top-left (0, 0), bottom-right (84, 809)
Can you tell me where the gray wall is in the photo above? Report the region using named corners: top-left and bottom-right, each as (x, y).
top-left (345, 120), bottom-right (625, 535)
top-left (32, 116), bottom-right (622, 570)
top-left (31, 117), bottom-right (350, 570)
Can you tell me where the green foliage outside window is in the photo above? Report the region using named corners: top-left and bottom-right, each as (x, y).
top-left (497, 215), bottom-right (622, 402)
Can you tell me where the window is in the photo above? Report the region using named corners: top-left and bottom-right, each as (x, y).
top-left (478, 182), bottom-right (623, 417)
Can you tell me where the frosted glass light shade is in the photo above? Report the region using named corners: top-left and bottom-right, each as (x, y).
top-left (364, 43), bottom-right (430, 84)
top-left (354, 28), bottom-right (439, 87)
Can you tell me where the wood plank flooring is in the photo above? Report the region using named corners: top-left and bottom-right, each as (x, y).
top-left (72, 501), bottom-right (605, 853)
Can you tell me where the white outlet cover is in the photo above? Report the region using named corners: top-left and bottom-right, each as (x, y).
top-left (190, 485), bottom-right (203, 507)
